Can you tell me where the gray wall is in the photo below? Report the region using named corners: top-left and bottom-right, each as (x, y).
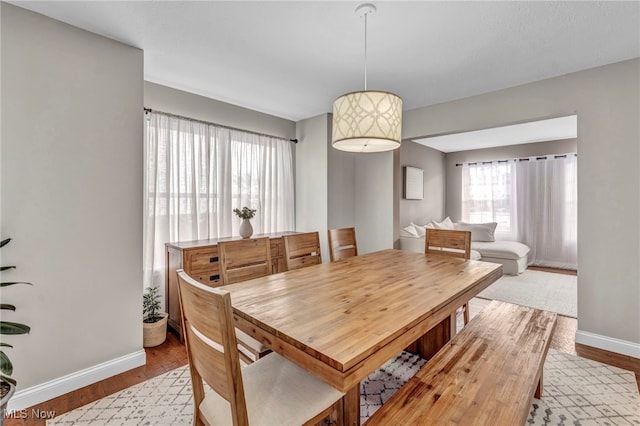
top-left (397, 141), bottom-right (446, 227)
top-left (295, 114), bottom-right (395, 257)
top-left (1, 2), bottom-right (144, 398)
top-left (445, 139), bottom-right (578, 221)
top-left (403, 59), bottom-right (640, 356)
top-left (354, 153), bottom-right (395, 254)
top-left (328, 135), bottom-right (356, 230)
top-left (144, 82), bottom-right (295, 139)
top-left (295, 114), bottom-right (330, 261)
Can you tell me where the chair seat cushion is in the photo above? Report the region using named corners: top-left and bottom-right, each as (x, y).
top-left (471, 241), bottom-right (530, 260)
top-left (199, 352), bottom-right (344, 425)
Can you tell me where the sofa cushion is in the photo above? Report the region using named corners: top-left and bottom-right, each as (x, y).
top-left (428, 217), bottom-right (455, 230)
top-left (402, 225), bottom-right (420, 237)
top-left (456, 222), bottom-right (498, 242)
top-left (411, 222), bottom-right (428, 237)
top-left (470, 250), bottom-right (482, 261)
top-left (471, 241), bottom-right (530, 260)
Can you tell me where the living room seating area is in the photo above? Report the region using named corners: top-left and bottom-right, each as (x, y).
top-left (400, 217), bottom-right (531, 275)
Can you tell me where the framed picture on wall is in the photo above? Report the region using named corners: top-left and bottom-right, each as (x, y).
top-left (403, 166), bottom-right (424, 200)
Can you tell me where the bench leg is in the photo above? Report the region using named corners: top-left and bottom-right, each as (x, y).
top-left (343, 383), bottom-right (360, 426)
top-left (417, 313), bottom-right (455, 360)
top-left (535, 373), bottom-right (543, 399)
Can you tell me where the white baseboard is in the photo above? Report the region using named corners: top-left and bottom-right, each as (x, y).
top-left (7, 349), bottom-right (146, 411)
top-left (575, 330), bottom-right (640, 359)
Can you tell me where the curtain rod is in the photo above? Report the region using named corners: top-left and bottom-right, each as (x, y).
top-left (455, 153), bottom-right (576, 167)
top-left (144, 108), bottom-right (297, 143)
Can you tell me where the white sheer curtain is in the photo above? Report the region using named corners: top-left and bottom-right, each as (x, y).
top-left (461, 154), bottom-right (577, 269)
top-left (143, 111), bottom-right (295, 291)
top-left (515, 155), bottom-right (577, 269)
top-left (461, 161), bottom-right (518, 240)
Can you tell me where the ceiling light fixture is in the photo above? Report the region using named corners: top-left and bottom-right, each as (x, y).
top-left (332, 3), bottom-right (403, 153)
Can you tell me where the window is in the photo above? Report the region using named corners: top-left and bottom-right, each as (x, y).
top-left (462, 161), bottom-right (516, 239)
top-left (143, 111), bottom-right (294, 290)
top-left (461, 154), bottom-right (577, 269)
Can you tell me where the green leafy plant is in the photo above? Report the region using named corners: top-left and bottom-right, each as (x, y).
top-left (143, 286), bottom-right (163, 323)
top-left (1, 238), bottom-right (31, 387)
top-left (233, 206), bottom-right (256, 220)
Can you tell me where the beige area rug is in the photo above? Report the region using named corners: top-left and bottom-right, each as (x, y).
top-left (477, 269), bottom-right (577, 318)
top-left (47, 348), bottom-right (639, 425)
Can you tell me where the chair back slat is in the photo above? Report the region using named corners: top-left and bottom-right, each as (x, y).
top-left (327, 227), bottom-right (358, 262)
top-left (176, 270), bottom-right (249, 425)
top-left (219, 237), bottom-right (272, 284)
top-left (425, 229), bottom-right (472, 259)
top-left (283, 232), bottom-right (322, 271)
top-left (183, 322), bottom-right (232, 398)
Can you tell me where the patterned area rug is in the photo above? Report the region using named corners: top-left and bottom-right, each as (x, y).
top-left (47, 349), bottom-right (639, 425)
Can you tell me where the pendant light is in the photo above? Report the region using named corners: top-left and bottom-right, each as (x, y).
top-left (332, 3), bottom-right (403, 153)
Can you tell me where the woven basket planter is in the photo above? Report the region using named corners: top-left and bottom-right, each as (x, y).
top-left (143, 313), bottom-right (168, 347)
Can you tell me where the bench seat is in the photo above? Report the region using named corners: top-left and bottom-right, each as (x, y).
top-left (365, 300), bottom-right (557, 426)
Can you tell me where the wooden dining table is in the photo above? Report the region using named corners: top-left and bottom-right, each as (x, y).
top-left (220, 248), bottom-right (503, 426)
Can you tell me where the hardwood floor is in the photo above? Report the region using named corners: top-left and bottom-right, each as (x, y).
top-left (5, 331), bottom-right (188, 426)
top-left (7, 270), bottom-right (639, 424)
top-left (528, 265), bottom-right (577, 275)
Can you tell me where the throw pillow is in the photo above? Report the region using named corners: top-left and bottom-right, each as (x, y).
top-left (431, 216), bottom-right (455, 230)
top-left (410, 222), bottom-right (427, 237)
top-left (402, 224), bottom-right (419, 237)
top-left (456, 222), bottom-right (498, 242)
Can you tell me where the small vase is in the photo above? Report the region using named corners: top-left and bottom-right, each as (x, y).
top-left (239, 219), bottom-right (253, 239)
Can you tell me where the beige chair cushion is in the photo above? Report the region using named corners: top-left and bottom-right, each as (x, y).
top-left (200, 352), bottom-right (344, 425)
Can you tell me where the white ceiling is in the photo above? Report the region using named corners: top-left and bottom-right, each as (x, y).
top-left (414, 115), bottom-right (578, 153)
top-left (10, 1), bottom-right (640, 124)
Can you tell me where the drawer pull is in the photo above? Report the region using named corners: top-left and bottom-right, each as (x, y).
top-left (210, 274), bottom-right (220, 281)
top-left (210, 256), bottom-right (218, 263)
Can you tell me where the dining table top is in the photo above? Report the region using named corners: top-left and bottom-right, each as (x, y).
top-left (220, 248), bottom-right (503, 391)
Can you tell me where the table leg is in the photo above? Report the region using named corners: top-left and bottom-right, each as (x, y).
top-left (343, 383), bottom-right (360, 426)
top-left (535, 374), bottom-right (543, 398)
top-left (416, 313), bottom-right (455, 360)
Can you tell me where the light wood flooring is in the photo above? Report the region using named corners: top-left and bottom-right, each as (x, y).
top-left (7, 268), bottom-right (639, 425)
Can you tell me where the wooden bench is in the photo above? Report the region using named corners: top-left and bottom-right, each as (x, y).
top-left (365, 300), bottom-right (557, 426)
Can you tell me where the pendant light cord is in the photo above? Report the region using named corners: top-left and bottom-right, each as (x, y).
top-left (364, 10), bottom-right (368, 91)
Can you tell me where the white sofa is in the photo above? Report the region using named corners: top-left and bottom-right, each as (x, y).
top-left (399, 219), bottom-right (530, 275)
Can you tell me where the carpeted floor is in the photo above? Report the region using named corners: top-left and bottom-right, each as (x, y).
top-left (477, 269), bottom-right (577, 318)
top-left (47, 348), bottom-right (639, 425)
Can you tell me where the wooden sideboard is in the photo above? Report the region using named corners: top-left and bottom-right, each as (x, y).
top-left (165, 232), bottom-right (296, 337)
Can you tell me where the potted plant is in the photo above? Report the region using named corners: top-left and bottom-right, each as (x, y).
top-left (233, 206), bottom-right (256, 239)
top-left (1, 238), bottom-right (31, 423)
top-left (143, 285), bottom-right (168, 347)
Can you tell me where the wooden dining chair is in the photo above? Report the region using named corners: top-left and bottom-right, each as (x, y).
top-left (425, 228), bottom-right (473, 325)
top-left (328, 227), bottom-right (358, 262)
top-left (218, 237), bottom-right (273, 363)
top-left (218, 237), bottom-right (273, 285)
top-left (176, 270), bottom-right (344, 426)
top-left (283, 232), bottom-right (322, 271)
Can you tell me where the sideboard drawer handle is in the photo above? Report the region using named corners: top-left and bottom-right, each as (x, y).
top-left (210, 274), bottom-right (220, 281)
top-left (210, 256), bottom-right (218, 263)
